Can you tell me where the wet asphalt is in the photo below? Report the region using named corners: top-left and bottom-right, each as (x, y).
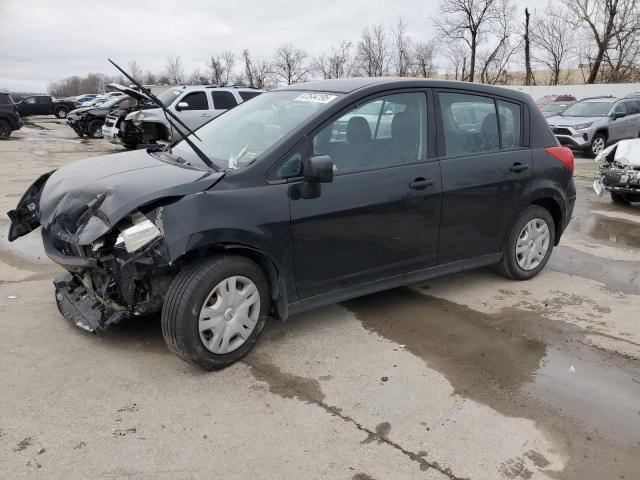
top-left (0, 118), bottom-right (639, 480)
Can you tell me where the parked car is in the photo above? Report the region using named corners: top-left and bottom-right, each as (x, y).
top-left (66, 95), bottom-right (137, 138)
top-left (536, 94), bottom-right (577, 109)
top-left (122, 85), bottom-right (264, 148)
top-left (7, 78), bottom-right (575, 370)
top-left (540, 101), bottom-right (575, 118)
top-left (594, 139), bottom-right (640, 204)
top-left (546, 97), bottom-right (640, 157)
top-left (16, 95), bottom-right (78, 119)
top-left (0, 93), bottom-right (22, 139)
top-left (101, 84), bottom-right (157, 148)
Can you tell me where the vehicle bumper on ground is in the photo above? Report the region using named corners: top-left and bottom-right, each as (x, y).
top-left (601, 168), bottom-right (640, 195)
top-left (102, 124), bottom-right (120, 143)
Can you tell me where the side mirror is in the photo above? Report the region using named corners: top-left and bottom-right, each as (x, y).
top-left (175, 101), bottom-right (189, 111)
top-left (303, 155), bottom-right (334, 183)
top-left (612, 111), bottom-right (625, 120)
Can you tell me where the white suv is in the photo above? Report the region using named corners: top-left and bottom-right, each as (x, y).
top-left (124, 85), bottom-right (263, 144)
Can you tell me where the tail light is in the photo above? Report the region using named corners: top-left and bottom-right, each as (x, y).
top-left (545, 146), bottom-right (574, 173)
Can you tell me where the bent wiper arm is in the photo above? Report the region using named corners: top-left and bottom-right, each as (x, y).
top-left (108, 59), bottom-right (219, 171)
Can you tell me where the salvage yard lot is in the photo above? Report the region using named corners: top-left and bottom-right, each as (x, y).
top-left (1, 117), bottom-right (639, 480)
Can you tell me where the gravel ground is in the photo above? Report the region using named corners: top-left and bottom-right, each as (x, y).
top-left (0, 117), bottom-right (639, 480)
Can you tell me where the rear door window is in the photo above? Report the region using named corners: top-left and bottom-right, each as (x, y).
top-left (439, 92), bottom-right (500, 156)
top-left (180, 91), bottom-right (208, 110)
top-left (211, 91), bottom-right (238, 110)
top-left (497, 100), bottom-right (522, 149)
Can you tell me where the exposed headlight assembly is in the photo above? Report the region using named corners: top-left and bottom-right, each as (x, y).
top-left (125, 111), bottom-right (145, 125)
top-left (115, 211), bottom-right (161, 253)
top-left (574, 122), bottom-right (593, 130)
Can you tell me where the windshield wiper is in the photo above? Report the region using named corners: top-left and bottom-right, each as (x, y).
top-left (108, 59), bottom-right (219, 172)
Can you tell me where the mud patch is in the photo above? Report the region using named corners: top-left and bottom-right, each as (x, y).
top-left (13, 437), bottom-right (32, 452)
top-left (361, 421), bottom-right (391, 444)
top-left (586, 213), bottom-right (640, 248)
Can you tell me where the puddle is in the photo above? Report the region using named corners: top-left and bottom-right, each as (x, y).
top-left (344, 288), bottom-right (640, 442)
top-left (584, 214), bottom-right (640, 248)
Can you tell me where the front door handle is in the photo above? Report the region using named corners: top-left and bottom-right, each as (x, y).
top-left (201, 113), bottom-right (211, 117)
top-left (509, 162), bottom-right (529, 173)
top-left (409, 178), bottom-right (435, 190)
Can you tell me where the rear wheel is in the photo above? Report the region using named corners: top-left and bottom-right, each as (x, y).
top-left (88, 119), bottom-right (104, 139)
top-left (54, 108), bottom-right (68, 119)
top-left (0, 119), bottom-right (11, 139)
top-left (495, 205), bottom-right (555, 280)
top-left (162, 255), bottom-right (269, 370)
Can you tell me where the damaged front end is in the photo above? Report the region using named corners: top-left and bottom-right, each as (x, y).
top-left (8, 150), bottom-right (224, 332)
top-left (594, 139), bottom-right (640, 199)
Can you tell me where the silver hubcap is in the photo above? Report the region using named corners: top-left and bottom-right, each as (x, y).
top-left (516, 218), bottom-right (550, 271)
top-left (198, 276), bottom-right (260, 354)
top-left (592, 137), bottom-right (605, 154)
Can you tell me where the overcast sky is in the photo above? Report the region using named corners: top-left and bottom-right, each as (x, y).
top-left (1, 0), bottom-right (444, 92)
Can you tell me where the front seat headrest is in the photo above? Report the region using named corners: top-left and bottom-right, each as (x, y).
top-left (346, 116), bottom-right (371, 144)
top-left (391, 111), bottom-right (419, 143)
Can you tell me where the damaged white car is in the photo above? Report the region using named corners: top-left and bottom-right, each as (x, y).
top-left (594, 139), bottom-right (640, 204)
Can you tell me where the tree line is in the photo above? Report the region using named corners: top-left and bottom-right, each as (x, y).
top-left (48, 0), bottom-right (640, 96)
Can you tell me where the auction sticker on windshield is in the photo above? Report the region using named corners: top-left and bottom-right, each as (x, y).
top-left (295, 93), bottom-right (338, 104)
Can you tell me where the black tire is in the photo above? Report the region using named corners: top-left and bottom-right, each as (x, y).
top-left (0, 119), bottom-right (11, 139)
top-left (495, 205), bottom-right (556, 280)
top-left (122, 141), bottom-right (138, 150)
top-left (611, 192), bottom-right (632, 204)
top-left (54, 108), bottom-right (68, 119)
top-left (589, 133), bottom-right (607, 158)
top-left (73, 128), bottom-right (84, 138)
top-left (88, 119), bottom-right (104, 139)
top-left (162, 255), bottom-right (270, 370)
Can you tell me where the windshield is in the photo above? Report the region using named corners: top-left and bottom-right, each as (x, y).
top-left (171, 90), bottom-right (342, 170)
top-left (561, 101), bottom-right (614, 117)
top-left (157, 88), bottom-right (183, 106)
top-left (96, 96), bottom-right (130, 109)
top-left (541, 102), bottom-right (570, 113)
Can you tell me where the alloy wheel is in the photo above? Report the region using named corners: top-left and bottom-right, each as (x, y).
top-left (198, 275), bottom-right (261, 354)
top-left (591, 137), bottom-right (605, 155)
top-left (515, 218), bottom-right (550, 271)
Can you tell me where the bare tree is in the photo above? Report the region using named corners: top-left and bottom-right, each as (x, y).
top-left (356, 24), bottom-right (390, 76)
top-left (207, 51), bottom-right (235, 85)
top-left (523, 9), bottom-right (535, 86)
top-left (531, 5), bottom-right (577, 85)
top-left (603, 23), bottom-right (640, 81)
top-left (442, 41), bottom-right (469, 80)
top-left (241, 49), bottom-right (275, 89)
top-left (432, 0), bottom-right (503, 82)
top-left (477, 2), bottom-right (517, 85)
top-left (143, 71), bottom-right (157, 85)
top-left (272, 43), bottom-right (309, 85)
top-left (563, 0), bottom-right (640, 83)
top-left (127, 61), bottom-right (144, 83)
top-left (392, 18), bottom-right (413, 76)
top-left (164, 56), bottom-right (185, 85)
top-left (412, 41), bottom-right (435, 77)
top-left (313, 40), bottom-right (354, 79)
top-left (187, 68), bottom-right (208, 85)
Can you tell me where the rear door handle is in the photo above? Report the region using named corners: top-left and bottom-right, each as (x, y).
top-left (409, 178), bottom-right (435, 190)
top-left (201, 113), bottom-right (211, 117)
top-left (509, 163), bottom-right (529, 173)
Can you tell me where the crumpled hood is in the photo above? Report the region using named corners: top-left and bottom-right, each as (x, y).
top-left (546, 115), bottom-right (602, 127)
top-left (39, 149), bottom-right (224, 244)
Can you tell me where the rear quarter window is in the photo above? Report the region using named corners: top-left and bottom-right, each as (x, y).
top-left (211, 91), bottom-right (238, 110)
top-left (239, 91), bottom-right (262, 102)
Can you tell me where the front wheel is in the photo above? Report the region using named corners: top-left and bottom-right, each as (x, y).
top-left (88, 119), bottom-right (104, 138)
top-left (54, 108), bottom-right (68, 119)
top-left (0, 119), bottom-right (11, 139)
top-left (589, 133), bottom-right (607, 157)
top-left (495, 205), bottom-right (555, 280)
top-left (162, 255), bottom-right (269, 370)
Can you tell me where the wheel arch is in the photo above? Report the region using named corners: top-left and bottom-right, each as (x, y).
top-left (178, 243), bottom-right (288, 320)
top-left (593, 128), bottom-right (609, 141)
top-left (530, 197), bottom-right (563, 245)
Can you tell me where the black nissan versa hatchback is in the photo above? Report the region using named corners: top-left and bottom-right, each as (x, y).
top-left (8, 78), bottom-right (576, 370)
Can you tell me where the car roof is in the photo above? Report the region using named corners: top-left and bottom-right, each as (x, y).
top-left (275, 77), bottom-right (531, 102)
top-left (582, 97), bottom-right (618, 103)
top-left (181, 85), bottom-right (264, 92)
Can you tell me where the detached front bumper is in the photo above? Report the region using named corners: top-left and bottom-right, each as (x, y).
top-left (54, 273), bottom-right (128, 332)
top-left (602, 167), bottom-right (640, 194)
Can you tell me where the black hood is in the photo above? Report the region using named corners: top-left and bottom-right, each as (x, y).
top-left (19, 150), bottom-right (223, 245)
